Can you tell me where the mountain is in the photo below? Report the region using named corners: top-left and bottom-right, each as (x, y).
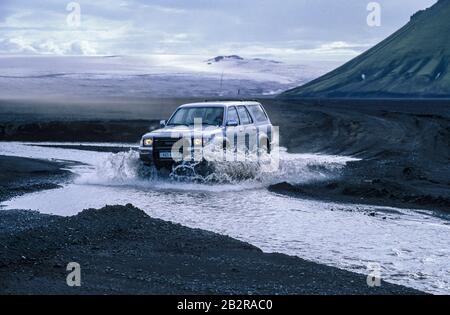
top-left (206, 55), bottom-right (281, 65)
top-left (207, 55), bottom-right (244, 63)
top-left (0, 55), bottom-right (334, 99)
top-left (281, 0), bottom-right (450, 98)
top-left (203, 55), bottom-right (311, 89)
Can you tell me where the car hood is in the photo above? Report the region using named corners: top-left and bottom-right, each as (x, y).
top-left (142, 125), bottom-right (223, 139)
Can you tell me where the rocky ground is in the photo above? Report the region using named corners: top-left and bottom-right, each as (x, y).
top-left (0, 155), bottom-right (73, 203)
top-left (266, 99), bottom-right (450, 213)
top-left (0, 203), bottom-right (423, 295)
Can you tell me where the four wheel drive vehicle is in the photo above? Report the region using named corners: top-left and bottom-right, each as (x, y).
top-left (139, 101), bottom-right (274, 170)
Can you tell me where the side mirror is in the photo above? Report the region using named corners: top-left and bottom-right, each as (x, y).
top-left (226, 120), bottom-right (239, 127)
top-left (160, 120), bottom-right (167, 128)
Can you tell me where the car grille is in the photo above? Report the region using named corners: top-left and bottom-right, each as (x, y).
top-left (153, 137), bottom-right (187, 160)
top-left (154, 137), bottom-right (181, 150)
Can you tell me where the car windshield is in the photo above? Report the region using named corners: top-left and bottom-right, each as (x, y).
top-left (167, 107), bottom-right (224, 126)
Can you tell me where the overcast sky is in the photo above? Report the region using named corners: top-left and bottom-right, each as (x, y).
top-left (0, 0), bottom-right (437, 63)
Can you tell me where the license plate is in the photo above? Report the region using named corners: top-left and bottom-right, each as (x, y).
top-left (159, 152), bottom-right (172, 159)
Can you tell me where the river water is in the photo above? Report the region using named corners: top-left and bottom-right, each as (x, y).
top-left (1, 142), bottom-right (449, 294)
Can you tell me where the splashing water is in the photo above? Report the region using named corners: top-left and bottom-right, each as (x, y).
top-left (76, 150), bottom-right (157, 185)
top-left (76, 147), bottom-right (357, 189)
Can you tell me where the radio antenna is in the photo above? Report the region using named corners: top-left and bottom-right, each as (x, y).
top-left (219, 70), bottom-right (224, 95)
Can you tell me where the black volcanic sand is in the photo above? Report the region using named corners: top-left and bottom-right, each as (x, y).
top-left (0, 120), bottom-right (159, 143)
top-left (0, 204), bottom-right (422, 294)
top-left (2, 98), bottom-right (450, 212)
top-left (0, 155), bottom-right (73, 203)
top-left (29, 144), bottom-right (137, 153)
top-left (266, 99), bottom-right (450, 213)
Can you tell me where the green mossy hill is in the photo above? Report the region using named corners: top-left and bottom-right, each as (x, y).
top-left (281, 0), bottom-right (450, 98)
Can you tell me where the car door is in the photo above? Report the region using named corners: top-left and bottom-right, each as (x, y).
top-left (246, 104), bottom-right (272, 153)
top-left (236, 105), bottom-right (256, 153)
top-left (225, 106), bottom-right (241, 154)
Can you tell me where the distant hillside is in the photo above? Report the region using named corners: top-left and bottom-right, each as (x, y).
top-left (206, 55), bottom-right (282, 65)
top-left (0, 55), bottom-right (331, 99)
top-left (207, 55), bottom-right (245, 63)
top-left (281, 0), bottom-right (450, 98)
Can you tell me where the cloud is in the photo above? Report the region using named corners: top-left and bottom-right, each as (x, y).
top-left (68, 40), bottom-right (97, 55)
top-left (0, 37), bottom-right (97, 55)
top-left (312, 41), bottom-right (371, 55)
top-left (0, 0), bottom-right (438, 62)
top-left (148, 4), bottom-right (186, 14)
top-left (0, 38), bottom-right (37, 54)
top-left (197, 40), bottom-right (370, 63)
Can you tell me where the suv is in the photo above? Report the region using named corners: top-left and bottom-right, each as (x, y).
top-left (139, 101), bottom-right (273, 169)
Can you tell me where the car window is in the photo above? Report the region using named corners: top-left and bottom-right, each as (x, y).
top-left (248, 105), bottom-right (268, 123)
top-left (168, 107), bottom-right (224, 126)
top-left (227, 106), bottom-right (240, 124)
top-left (237, 106), bottom-right (253, 125)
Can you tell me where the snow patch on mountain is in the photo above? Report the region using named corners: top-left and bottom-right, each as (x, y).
top-left (0, 55), bottom-right (337, 99)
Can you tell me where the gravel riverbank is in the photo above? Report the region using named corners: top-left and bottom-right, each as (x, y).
top-left (0, 155), bottom-right (72, 203)
top-left (0, 203), bottom-right (423, 295)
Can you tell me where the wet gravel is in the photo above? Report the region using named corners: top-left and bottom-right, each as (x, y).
top-left (0, 155), bottom-right (72, 203)
top-left (0, 204), bottom-right (424, 295)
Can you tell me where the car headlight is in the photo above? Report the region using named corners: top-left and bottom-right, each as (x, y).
top-left (143, 138), bottom-right (153, 147)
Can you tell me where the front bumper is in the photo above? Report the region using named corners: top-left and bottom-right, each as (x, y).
top-left (139, 146), bottom-right (205, 166)
top-left (139, 147), bottom-right (154, 163)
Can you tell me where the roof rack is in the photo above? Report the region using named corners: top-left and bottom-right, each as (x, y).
top-left (200, 99), bottom-right (260, 103)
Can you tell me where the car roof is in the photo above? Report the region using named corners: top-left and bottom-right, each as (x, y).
top-left (179, 101), bottom-right (261, 108)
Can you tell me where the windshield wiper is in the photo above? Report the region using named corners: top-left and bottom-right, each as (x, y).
top-left (167, 123), bottom-right (188, 126)
top-left (188, 122), bottom-right (219, 126)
